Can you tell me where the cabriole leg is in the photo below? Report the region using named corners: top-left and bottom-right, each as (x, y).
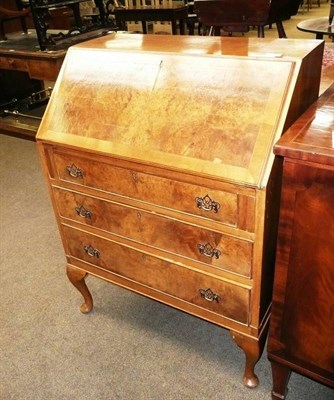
top-left (230, 331), bottom-right (266, 388)
top-left (66, 265), bottom-right (93, 313)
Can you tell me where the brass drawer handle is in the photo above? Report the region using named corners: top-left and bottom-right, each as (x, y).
top-left (200, 288), bottom-right (221, 303)
top-left (66, 163), bottom-right (84, 178)
top-left (75, 205), bottom-right (92, 219)
top-left (84, 245), bottom-right (100, 258)
top-left (198, 243), bottom-right (221, 259)
top-left (196, 194), bottom-right (220, 213)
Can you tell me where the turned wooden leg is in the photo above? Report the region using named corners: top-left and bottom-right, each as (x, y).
top-left (230, 331), bottom-right (266, 388)
top-left (270, 360), bottom-right (291, 400)
top-left (66, 265), bottom-right (93, 313)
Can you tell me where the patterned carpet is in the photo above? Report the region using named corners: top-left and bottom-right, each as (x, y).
top-left (323, 42), bottom-right (334, 67)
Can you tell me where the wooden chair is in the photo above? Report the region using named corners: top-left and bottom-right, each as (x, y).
top-left (194, 0), bottom-right (300, 38)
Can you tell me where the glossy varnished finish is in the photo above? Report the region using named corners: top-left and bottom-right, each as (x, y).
top-left (0, 31), bottom-right (66, 138)
top-left (268, 85), bottom-right (334, 398)
top-left (75, 33), bottom-right (324, 129)
top-left (36, 35), bottom-right (324, 388)
top-left (297, 16), bottom-right (334, 39)
top-left (0, 43), bottom-right (65, 81)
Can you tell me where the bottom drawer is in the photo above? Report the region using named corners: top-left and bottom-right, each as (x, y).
top-left (62, 224), bottom-right (250, 325)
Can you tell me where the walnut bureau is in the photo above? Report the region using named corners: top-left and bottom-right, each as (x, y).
top-left (36, 34), bottom-right (323, 388)
top-left (268, 85), bottom-right (334, 398)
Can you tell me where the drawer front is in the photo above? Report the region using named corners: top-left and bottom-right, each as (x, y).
top-left (0, 57), bottom-right (28, 72)
top-left (54, 188), bottom-right (253, 277)
top-left (62, 224), bottom-right (250, 324)
top-left (53, 152), bottom-right (240, 227)
top-left (27, 60), bottom-right (61, 81)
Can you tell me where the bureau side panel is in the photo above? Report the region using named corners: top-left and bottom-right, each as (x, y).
top-left (251, 156), bottom-right (283, 329)
top-left (268, 160), bottom-right (334, 387)
top-left (283, 42), bottom-right (324, 132)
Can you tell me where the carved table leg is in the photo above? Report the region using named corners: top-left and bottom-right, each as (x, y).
top-left (230, 331), bottom-right (266, 388)
top-left (270, 360), bottom-right (291, 400)
top-left (66, 265), bottom-right (93, 313)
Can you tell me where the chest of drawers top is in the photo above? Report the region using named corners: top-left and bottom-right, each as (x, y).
top-left (37, 34), bottom-right (323, 189)
top-left (274, 84), bottom-right (334, 165)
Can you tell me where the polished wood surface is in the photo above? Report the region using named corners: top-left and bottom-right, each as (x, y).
top-left (297, 16), bottom-right (334, 39)
top-left (0, 32), bottom-right (65, 80)
top-left (42, 51), bottom-right (294, 185)
top-left (78, 34), bottom-right (324, 129)
top-left (0, 30), bottom-right (65, 138)
top-left (0, 33), bottom-right (325, 139)
top-left (268, 85), bottom-right (334, 399)
top-left (36, 35), bottom-right (324, 389)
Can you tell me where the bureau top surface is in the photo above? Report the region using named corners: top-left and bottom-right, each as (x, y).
top-left (274, 84), bottom-right (334, 166)
top-left (37, 34), bottom-right (310, 187)
top-left (73, 33), bottom-right (322, 60)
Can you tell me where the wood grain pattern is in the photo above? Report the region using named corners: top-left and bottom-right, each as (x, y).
top-left (62, 223), bottom-right (250, 324)
top-left (53, 187), bottom-right (253, 277)
top-left (42, 49), bottom-right (294, 186)
top-left (36, 35), bottom-right (324, 389)
top-left (268, 85), bottom-right (334, 398)
top-left (53, 150), bottom-right (241, 227)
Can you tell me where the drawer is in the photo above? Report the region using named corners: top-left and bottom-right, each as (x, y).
top-left (62, 224), bottom-right (250, 324)
top-left (54, 187), bottom-right (253, 277)
top-left (0, 57), bottom-right (28, 72)
top-left (53, 152), bottom-right (240, 227)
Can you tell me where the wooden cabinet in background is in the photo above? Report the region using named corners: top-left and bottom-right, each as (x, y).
top-left (267, 85), bottom-right (334, 399)
top-left (36, 34), bottom-right (323, 389)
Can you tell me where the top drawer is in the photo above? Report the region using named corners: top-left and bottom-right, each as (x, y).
top-left (0, 57), bottom-right (28, 72)
top-left (53, 151), bottom-right (254, 230)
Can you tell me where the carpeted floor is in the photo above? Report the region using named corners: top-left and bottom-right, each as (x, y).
top-left (1, 134), bottom-right (333, 400)
top-left (1, 3), bottom-right (334, 400)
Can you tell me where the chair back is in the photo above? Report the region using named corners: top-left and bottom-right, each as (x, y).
top-left (194, 0), bottom-right (271, 30)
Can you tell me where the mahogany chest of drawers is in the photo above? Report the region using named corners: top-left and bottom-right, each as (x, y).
top-left (36, 34), bottom-right (323, 388)
top-left (268, 85), bottom-right (334, 398)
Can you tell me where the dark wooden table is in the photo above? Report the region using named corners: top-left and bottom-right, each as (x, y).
top-left (114, 5), bottom-right (188, 34)
top-left (297, 16), bottom-right (333, 39)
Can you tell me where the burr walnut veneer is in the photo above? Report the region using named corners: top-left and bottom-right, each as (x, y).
top-left (36, 34), bottom-right (323, 388)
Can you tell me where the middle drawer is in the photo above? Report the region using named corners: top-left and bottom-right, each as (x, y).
top-left (54, 187), bottom-right (253, 278)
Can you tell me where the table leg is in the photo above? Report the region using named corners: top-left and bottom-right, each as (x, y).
top-left (171, 19), bottom-right (177, 34)
top-left (257, 25), bottom-right (265, 38)
top-left (315, 32), bottom-right (324, 39)
top-left (276, 21), bottom-right (287, 38)
top-left (141, 20), bottom-right (148, 34)
top-left (179, 19), bottom-right (185, 35)
top-left (115, 15), bottom-right (122, 30)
